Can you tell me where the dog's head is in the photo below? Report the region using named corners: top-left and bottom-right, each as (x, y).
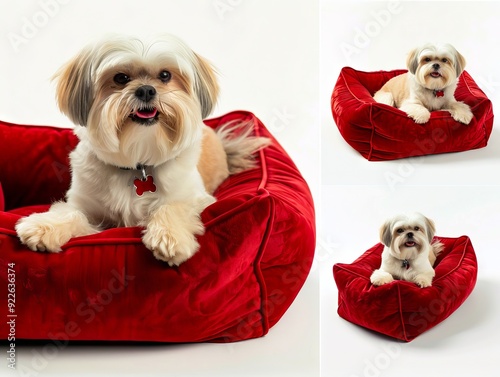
top-left (406, 43), bottom-right (466, 90)
top-left (54, 34), bottom-right (219, 167)
top-left (379, 213), bottom-right (436, 260)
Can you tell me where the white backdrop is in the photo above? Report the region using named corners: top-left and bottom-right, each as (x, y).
top-left (321, 1), bottom-right (500, 377)
top-left (0, 1), bottom-right (319, 377)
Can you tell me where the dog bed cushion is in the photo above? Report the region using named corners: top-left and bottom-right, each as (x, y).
top-left (0, 111), bottom-right (315, 343)
top-left (331, 67), bottom-right (494, 161)
top-left (333, 236), bottom-right (477, 342)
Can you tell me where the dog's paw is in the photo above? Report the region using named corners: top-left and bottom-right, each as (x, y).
top-left (407, 109), bottom-right (431, 124)
top-left (142, 223), bottom-right (200, 266)
top-left (370, 270), bottom-right (394, 286)
top-left (15, 214), bottom-right (70, 252)
top-left (449, 104), bottom-right (473, 124)
top-left (414, 275), bottom-right (433, 288)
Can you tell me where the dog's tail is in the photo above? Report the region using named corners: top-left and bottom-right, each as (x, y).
top-left (216, 120), bottom-right (271, 174)
top-left (431, 240), bottom-right (444, 265)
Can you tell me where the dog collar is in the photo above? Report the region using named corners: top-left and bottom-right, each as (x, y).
top-left (402, 259), bottom-right (410, 269)
top-left (119, 164), bottom-right (157, 196)
top-left (433, 89), bottom-right (445, 97)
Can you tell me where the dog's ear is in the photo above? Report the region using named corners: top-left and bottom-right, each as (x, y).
top-left (379, 220), bottom-right (393, 247)
top-left (423, 216), bottom-right (437, 243)
top-left (406, 48), bottom-right (420, 75)
top-left (193, 54), bottom-right (219, 119)
top-left (53, 48), bottom-right (94, 126)
top-left (453, 48), bottom-right (467, 77)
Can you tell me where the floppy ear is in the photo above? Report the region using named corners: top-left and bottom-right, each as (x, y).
top-left (379, 220), bottom-right (393, 247)
top-left (406, 48), bottom-right (420, 75)
top-left (453, 48), bottom-right (467, 77)
top-left (193, 54), bottom-right (219, 119)
top-left (423, 216), bottom-right (437, 243)
top-left (53, 48), bottom-right (95, 126)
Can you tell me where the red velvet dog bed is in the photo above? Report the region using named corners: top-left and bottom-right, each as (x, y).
top-left (331, 67), bottom-right (494, 161)
top-left (333, 236), bottom-right (477, 342)
top-left (0, 110), bottom-right (315, 343)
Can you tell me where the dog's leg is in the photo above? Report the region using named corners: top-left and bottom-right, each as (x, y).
top-left (399, 100), bottom-right (431, 124)
top-left (446, 101), bottom-right (473, 124)
top-left (142, 196), bottom-right (214, 266)
top-left (413, 271), bottom-right (435, 288)
top-left (373, 91), bottom-right (395, 107)
top-left (370, 269), bottom-right (394, 286)
top-left (15, 201), bottom-right (99, 252)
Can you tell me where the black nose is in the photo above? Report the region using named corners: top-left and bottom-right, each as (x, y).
top-left (432, 63), bottom-right (440, 70)
top-left (135, 85), bottom-right (156, 103)
top-left (407, 232), bottom-right (414, 238)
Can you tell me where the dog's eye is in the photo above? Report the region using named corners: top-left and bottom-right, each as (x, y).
top-left (113, 73), bottom-right (131, 85)
top-left (159, 70), bottom-right (172, 83)
top-left (396, 228), bottom-right (404, 234)
top-left (441, 58), bottom-right (448, 63)
top-left (414, 226), bottom-right (420, 231)
top-left (424, 57), bottom-right (431, 62)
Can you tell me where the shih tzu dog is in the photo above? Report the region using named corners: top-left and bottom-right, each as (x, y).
top-left (373, 43), bottom-right (473, 125)
top-left (15, 34), bottom-right (269, 266)
top-left (370, 213), bottom-right (444, 288)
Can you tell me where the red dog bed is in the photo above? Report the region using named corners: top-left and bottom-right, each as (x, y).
top-left (333, 236), bottom-right (477, 342)
top-left (0, 110), bottom-right (315, 343)
top-left (331, 67), bottom-right (494, 161)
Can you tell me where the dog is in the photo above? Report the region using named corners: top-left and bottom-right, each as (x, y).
top-left (370, 213), bottom-right (444, 288)
top-left (15, 34), bottom-right (269, 266)
top-left (373, 43), bottom-right (473, 125)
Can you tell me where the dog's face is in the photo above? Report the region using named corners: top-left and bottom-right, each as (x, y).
top-left (54, 35), bottom-right (219, 168)
top-left (380, 213), bottom-right (436, 259)
top-left (406, 43), bottom-right (466, 91)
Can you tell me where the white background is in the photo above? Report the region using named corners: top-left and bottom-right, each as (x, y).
top-left (0, 1), bottom-right (319, 377)
top-left (3, 0), bottom-right (500, 376)
top-left (321, 1), bottom-right (500, 377)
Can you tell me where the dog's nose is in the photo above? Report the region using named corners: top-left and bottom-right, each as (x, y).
top-left (432, 63), bottom-right (440, 70)
top-left (135, 85), bottom-right (156, 103)
top-left (407, 232), bottom-right (414, 238)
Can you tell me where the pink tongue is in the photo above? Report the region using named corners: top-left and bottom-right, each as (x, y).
top-left (135, 108), bottom-right (158, 119)
top-left (405, 242), bottom-right (415, 247)
top-left (431, 72), bottom-right (440, 77)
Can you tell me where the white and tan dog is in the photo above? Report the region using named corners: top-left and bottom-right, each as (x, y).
top-left (373, 43), bottom-right (473, 125)
top-left (370, 213), bottom-right (444, 288)
top-left (16, 34), bottom-right (268, 266)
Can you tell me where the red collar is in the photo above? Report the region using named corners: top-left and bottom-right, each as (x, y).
top-left (434, 89), bottom-right (445, 97)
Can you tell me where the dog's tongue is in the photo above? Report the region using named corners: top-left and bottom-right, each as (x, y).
top-left (135, 108), bottom-right (158, 119)
top-left (430, 72), bottom-right (441, 78)
top-left (405, 241), bottom-right (416, 247)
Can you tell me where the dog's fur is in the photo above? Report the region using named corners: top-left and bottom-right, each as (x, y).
top-left (15, 34), bottom-right (269, 266)
top-left (370, 213), bottom-right (444, 288)
top-left (373, 43), bottom-right (473, 124)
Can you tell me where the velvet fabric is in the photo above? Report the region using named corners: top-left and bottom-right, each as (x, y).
top-left (0, 111), bottom-right (315, 343)
top-left (333, 236), bottom-right (477, 342)
top-left (331, 67), bottom-right (494, 161)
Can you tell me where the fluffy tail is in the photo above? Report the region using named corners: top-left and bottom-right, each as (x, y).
top-left (216, 120), bottom-right (271, 174)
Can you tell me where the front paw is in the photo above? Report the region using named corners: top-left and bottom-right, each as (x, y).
top-left (406, 108), bottom-right (431, 124)
top-left (449, 104), bottom-right (473, 124)
top-left (414, 275), bottom-right (433, 288)
top-left (15, 214), bottom-right (70, 252)
top-left (142, 222), bottom-right (201, 266)
top-left (370, 269), bottom-right (394, 286)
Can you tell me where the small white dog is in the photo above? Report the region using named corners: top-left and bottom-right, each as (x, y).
top-left (16, 34), bottom-right (268, 266)
top-left (373, 43), bottom-right (473, 125)
top-left (370, 213), bottom-right (444, 288)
